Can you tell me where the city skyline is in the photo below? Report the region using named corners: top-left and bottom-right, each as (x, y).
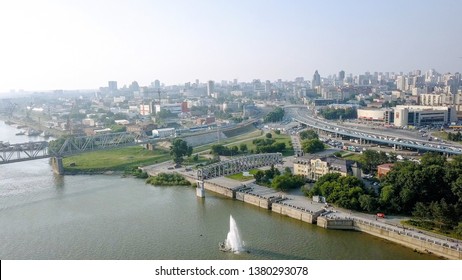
top-left (1, 0), bottom-right (461, 93)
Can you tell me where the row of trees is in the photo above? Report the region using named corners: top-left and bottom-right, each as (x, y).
top-left (211, 144), bottom-right (246, 156)
top-left (146, 173), bottom-right (191, 186)
top-left (319, 107), bottom-right (357, 120)
top-left (252, 138), bottom-right (286, 153)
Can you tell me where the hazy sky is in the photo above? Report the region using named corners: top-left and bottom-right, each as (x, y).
top-left (1, 0), bottom-right (461, 92)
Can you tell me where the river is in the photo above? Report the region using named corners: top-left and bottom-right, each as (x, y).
top-left (0, 120), bottom-right (437, 259)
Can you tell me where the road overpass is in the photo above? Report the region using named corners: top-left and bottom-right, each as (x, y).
top-left (288, 107), bottom-right (462, 155)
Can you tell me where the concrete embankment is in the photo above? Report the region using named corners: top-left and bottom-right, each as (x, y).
top-left (317, 216), bottom-right (462, 260)
top-left (189, 178), bottom-right (326, 225)
top-left (149, 167), bottom-right (462, 260)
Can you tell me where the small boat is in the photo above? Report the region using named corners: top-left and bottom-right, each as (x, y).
top-left (16, 131), bottom-right (25, 135)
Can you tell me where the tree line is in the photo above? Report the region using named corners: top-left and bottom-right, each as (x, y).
top-left (306, 153), bottom-right (462, 236)
top-left (319, 107), bottom-right (357, 120)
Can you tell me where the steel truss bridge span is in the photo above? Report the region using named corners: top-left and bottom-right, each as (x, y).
top-left (0, 132), bottom-right (153, 164)
top-left (197, 153), bottom-right (283, 180)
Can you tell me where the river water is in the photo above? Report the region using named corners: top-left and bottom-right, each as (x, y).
top-left (0, 120), bottom-right (437, 259)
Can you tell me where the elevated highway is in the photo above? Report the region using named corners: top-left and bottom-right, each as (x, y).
top-left (288, 107), bottom-right (462, 155)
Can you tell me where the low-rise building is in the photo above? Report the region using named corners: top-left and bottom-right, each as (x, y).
top-left (293, 156), bottom-right (361, 181)
top-left (393, 105), bottom-right (457, 127)
top-left (377, 163), bottom-right (394, 178)
top-left (357, 108), bottom-right (394, 124)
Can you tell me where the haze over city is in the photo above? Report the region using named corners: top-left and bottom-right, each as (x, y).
top-left (0, 0), bottom-right (461, 92)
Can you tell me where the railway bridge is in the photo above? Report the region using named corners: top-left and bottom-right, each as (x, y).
top-left (195, 153), bottom-right (283, 197)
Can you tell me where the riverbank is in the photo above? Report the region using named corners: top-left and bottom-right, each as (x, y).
top-left (167, 167), bottom-right (461, 260)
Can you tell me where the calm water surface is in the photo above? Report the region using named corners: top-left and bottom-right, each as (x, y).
top-left (0, 121), bottom-right (437, 259)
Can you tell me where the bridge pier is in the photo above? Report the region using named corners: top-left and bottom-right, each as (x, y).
top-left (196, 180), bottom-right (205, 197)
top-left (51, 157), bottom-right (64, 175)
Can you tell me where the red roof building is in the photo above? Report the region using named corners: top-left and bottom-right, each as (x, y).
top-left (377, 163), bottom-right (394, 178)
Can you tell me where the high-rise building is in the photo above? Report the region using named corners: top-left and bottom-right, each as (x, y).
top-left (154, 80), bottom-right (160, 89)
top-left (338, 70), bottom-right (345, 81)
top-left (265, 80), bottom-right (271, 93)
top-left (207, 80), bottom-right (214, 97)
top-left (312, 70), bottom-right (321, 88)
top-left (108, 81), bottom-right (118, 92)
top-left (396, 76), bottom-right (406, 91)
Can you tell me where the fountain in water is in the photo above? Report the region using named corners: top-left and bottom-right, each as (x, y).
top-left (219, 215), bottom-right (244, 253)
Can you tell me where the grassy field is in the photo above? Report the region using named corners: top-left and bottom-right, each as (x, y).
top-left (225, 169), bottom-right (259, 181)
top-left (342, 153), bottom-right (363, 162)
top-left (63, 146), bottom-right (171, 173)
top-left (230, 131), bottom-right (294, 156)
top-left (402, 219), bottom-right (462, 240)
top-left (193, 130), bottom-right (263, 154)
top-left (432, 131), bottom-right (449, 140)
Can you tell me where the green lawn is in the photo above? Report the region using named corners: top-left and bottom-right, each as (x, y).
top-left (402, 219), bottom-right (462, 240)
top-left (63, 146), bottom-right (171, 172)
top-left (193, 130), bottom-right (263, 154)
top-left (342, 153), bottom-right (363, 162)
top-left (231, 131), bottom-right (294, 156)
top-left (225, 169), bottom-right (259, 181)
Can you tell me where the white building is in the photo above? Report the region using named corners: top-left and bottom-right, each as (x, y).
top-left (357, 108), bottom-right (393, 123)
top-left (393, 105), bottom-right (457, 127)
top-left (113, 96), bottom-right (126, 103)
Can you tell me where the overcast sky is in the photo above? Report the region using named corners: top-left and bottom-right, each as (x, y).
top-left (0, 0), bottom-right (461, 92)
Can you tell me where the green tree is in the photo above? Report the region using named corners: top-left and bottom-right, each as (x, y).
top-left (266, 132), bottom-right (272, 139)
top-left (170, 139), bottom-right (193, 165)
top-left (271, 173), bottom-right (305, 191)
top-left (359, 194), bottom-right (378, 212)
top-left (308, 173), bottom-right (369, 211)
top-left (455, 222), bottom-right (462, 237)
top-left (302, 139), bottom-right (325, 153)
top-left (110, 124), bottom-right (127, 132)
top-left (239, 143), bottom-right (248, 153)
top-left (254, 170), bottom-right (265, 184)
top-left (360, 150), bottom-right (389, 174)
top-left (299, 129), bottom-right (318, 140)
top-left (264, 107), bottom-right (285, 122)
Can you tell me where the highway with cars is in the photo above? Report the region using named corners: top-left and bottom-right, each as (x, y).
top-left (285, 106), bottom-right (462, 155)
